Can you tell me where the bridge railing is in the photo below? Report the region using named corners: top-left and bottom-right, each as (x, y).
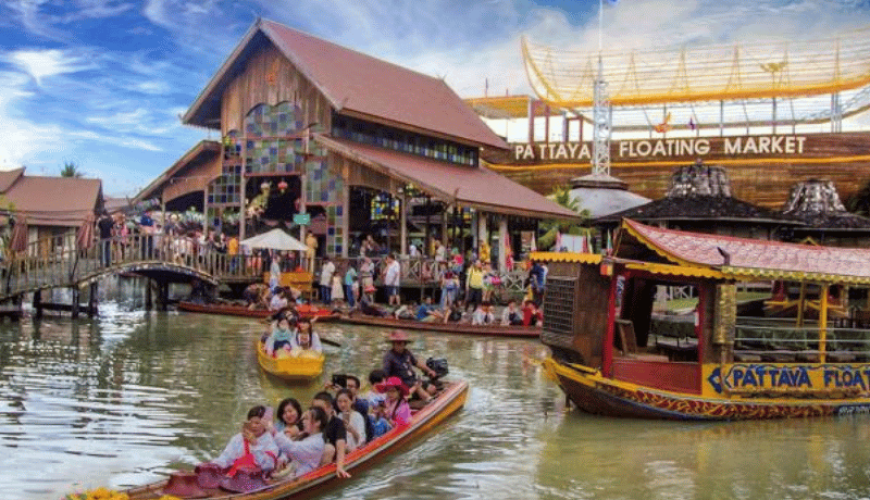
top-left (3, 232), bottom-right (264, 296)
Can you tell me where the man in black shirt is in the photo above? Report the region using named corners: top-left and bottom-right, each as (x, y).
top-left (96, 210), bottom-right (114, 267)
top-left (382, 330), bottom-right (438, 402)
top-left (312, 392), bottom-right (351, 478)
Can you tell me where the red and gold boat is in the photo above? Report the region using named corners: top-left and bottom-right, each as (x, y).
top-left (337, 314), bottom-right (540, 338)
top-left (539, 219), bottom-right (870, 420)
top-left (177, 301), bottom-right (339, 322)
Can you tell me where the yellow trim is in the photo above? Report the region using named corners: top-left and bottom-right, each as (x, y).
top-left (625, 262), bottom-right (724, 280)
top-left (488, 154), bottom-right (870, 173)
top-left (530, 251), bottom-right (601, 264)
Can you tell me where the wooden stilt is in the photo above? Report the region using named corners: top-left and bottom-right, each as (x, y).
top-left (71, 287), bottom-right (80, 319)
top-left (88, 282), bottom-right (98, 318)
top-left (145, 279), bottom-right (153, 311)
top-left (33, 290), bottom-right (43, 319)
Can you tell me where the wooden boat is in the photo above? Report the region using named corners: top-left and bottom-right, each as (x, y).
top-left (337, 313), bottom-right (541, 338)
top-left (177, 301), bottom-right (340, 322)
top-left (122, 379), bottom-right (469, 499)
top-left (538, 218), bottom-right (870, 420)
top-left (256, 341), bottom-right (324, 381)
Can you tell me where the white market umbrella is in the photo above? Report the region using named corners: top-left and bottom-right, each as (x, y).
top-left (240, 228), bottom-right (309, 252)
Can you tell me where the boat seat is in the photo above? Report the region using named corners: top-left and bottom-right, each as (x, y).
top-left (733, 352), bottom-right (762, 362)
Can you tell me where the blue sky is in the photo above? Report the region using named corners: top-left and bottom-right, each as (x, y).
top-left (1, 0), bottom-right (869, 196)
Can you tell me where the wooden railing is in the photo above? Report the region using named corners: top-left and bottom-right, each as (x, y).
top-left (2, 233), bottom-right (263, 297)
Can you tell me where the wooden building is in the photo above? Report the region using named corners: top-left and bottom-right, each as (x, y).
top-left (137, 19), bottom-right (577, 268)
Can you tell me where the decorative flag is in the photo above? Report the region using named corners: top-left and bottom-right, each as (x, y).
top-left (582, 235), bottom-right (590, 253)
top-left (688, 117), bottom-right (697, 130)
top-left (605, 230), bottom-right (613, 255)
top-left (530, 233), bottom-right (537, 252)
top-left (556, 231), bottom-right (562, 252)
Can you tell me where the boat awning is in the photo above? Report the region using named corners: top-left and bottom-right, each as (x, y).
top-left (621, 218), bottom-right (870, 285)
top-left (315, 135), bottom-right (580, 221)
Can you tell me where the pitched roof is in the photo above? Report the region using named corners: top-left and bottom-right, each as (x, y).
top-left (183, 19), bottom-right (507, 150)
top-left (316, 135), bottom-right (580, 221)
top-left (620, 218), bottom-right (870, 284)
top-left (0, 168), bottom-right (24, 192)
top-left (598, 195), bottom-right (797, 225)
top-left (134, 140), bottom-right (221, 203)
top-left (5, 176), bottom-right (102, 227)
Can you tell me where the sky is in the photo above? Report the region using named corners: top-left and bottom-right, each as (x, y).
top-left (1, 0), bottom-right (870, 197)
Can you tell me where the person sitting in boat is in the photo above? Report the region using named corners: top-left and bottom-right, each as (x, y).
top-left (359, 296), bottom-right (389, 317)
top-left (265, 315), bottom-right (297, 357)
top-left (272, 406), bottom-right (329, 478)
top-left (311, 392), bottom-right (351, 478)
top-left (415, 296), bottom-right (444, 323)
top-left (292, 318), bottom-right (323, 353)
top-left (208, 405), bottom-right (279, 474)
top-left (471, 302), bottom-right (496, 325)
top-left (273, 397), bottom-right (303, 439)
top-left (243, 283), bottom-right (269, 310)
top-left (335, 388), bottom-right (367, 451)
top-left (522, 300), bottom-right (543, 327)
top-left (361, 369), bottom-right (388, 408)
top-left (382, 330), bottom-right (438, 402)
top-left (442, 301), bottom-right (465, 324)
top-left (376, 376), bottom-right (412, 427)
top-left (269, 286), bottom-right (289, 311)
top-left (500, 300), bottom-right (524, 326)
top-left (393, 301), bottom-right (416, 320)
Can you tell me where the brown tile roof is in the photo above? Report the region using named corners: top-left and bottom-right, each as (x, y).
top-left (184, 19), bottom-right (507, 150)
top-left (316, 135), bottom-right (579, 221)
top-left (597, 195), bottom-right (799, 225)
top-left (5, 176), bottom-right (102, 227)
top-left (0, 168), bottom-right (24, 192)
top-left (134, 140), bottom-right (221, 203)
top-left (622, 218), bottom-right (870, 281)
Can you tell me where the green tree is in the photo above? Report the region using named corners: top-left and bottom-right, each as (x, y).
top-left (846, 178), bottom-right (870, 216)
top-left (60, 161), bottom-right (83, 178)
top-left (537, 185), bottom-right (591, 250)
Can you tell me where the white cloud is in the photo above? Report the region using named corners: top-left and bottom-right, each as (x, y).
top-left (6, 49), bottom-right (91, 86)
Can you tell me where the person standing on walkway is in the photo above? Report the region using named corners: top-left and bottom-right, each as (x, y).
top-left (97, 210), bottom-right (114, 267)
top-left (305, 232), bottom-right (318, 274)
top-left (344, 261), bottom-right (358, 309)
top-left (383, 253), bottom-right (401, 306)
top-left (465, 260), bottom-right (485, 312)
top-left (319, 256), bottom-right (335, 304)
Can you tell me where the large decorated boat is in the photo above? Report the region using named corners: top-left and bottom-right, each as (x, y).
top-left (178, 301), bottom-right (340, 322)
top-left (538, 219), bottom-right (870, 420)
top-left (338, 314), bottom-right (541, 338)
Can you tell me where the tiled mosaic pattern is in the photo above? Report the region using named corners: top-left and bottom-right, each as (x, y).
top-left (244, 102), bottom-right (305, 175)
top-left (208, 164), bottom-right (242, 206)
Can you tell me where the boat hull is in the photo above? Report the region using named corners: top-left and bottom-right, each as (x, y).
top-left (543, 358), bottom-right (870, 420)
top-left (256, 341), bottom-right (324, 381)
top-left (338, 314), bottom-right (540, 338)
top-left (123, 380), bottom-right (468, 500)
top-left (178, 301), bottom-right (339, 322)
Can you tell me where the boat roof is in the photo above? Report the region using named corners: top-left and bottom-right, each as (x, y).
top-left (534, 219), bottom-right (870, 285)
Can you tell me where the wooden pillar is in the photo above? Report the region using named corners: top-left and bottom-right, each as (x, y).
top-left (796, 281), bottom-right (807, 327)
top-left (471, 211), bottom-right (479, 250)
top-left (400, 192), bottom-right (408, 257)
top-left (32, 290), bottom-right (42, 319)
top-left (71, 286), bottom-right (80, 319)
top-left (478, 212), bottom-right (488, 251)
top-left (88, 282), bottom-right (98, 318)
top-left (157, 281), bottom-right (169, 311)
top-left (145, 279), bottom-right (153, 311)
top-left (441, 206), bottom-right (448, 246)
top-left (498, 216), bottom-right (508, 273)
top-left (527, 97), bottom-right (535, 143)
top-left (425, 197), bottom-right (431, 257)
top-left (239, 138), bottom-right (247, 242)
top-left (341, 182), bottom-right (349, 258)
top-left (819, 283), bottom-right (829, 364)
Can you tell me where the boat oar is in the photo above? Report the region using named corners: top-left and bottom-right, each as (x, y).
top-left (320, 336), bottom-right (342, 348)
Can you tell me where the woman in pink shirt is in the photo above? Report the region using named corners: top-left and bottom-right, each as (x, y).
top-left (375, 376), bottom-right (411, 427)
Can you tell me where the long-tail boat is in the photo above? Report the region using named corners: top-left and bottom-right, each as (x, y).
top-left (538, 218), bottom-right (870, 420)
top-left (122, 379), bottom-right (468, 499)
top-left (177, 301), bottom-right (340, 322)
top-left (337, 314), bottom-right (541, 338)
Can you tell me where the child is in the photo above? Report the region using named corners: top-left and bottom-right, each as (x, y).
top-left (375, 376), bottom-right (411, 427)
top-left (265, 316), bottom-right (296, 356)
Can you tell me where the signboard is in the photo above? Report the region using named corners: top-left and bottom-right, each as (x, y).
top-left (293, 213), bottom-right (311, 225)
top-left (703, 363), bottom-right (870, 399)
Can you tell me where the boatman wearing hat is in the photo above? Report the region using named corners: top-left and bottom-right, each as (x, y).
top-left (382, 330), bottom-right (438, 402)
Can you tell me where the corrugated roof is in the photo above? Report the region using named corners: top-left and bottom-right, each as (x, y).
top-left (622, 218), bottom-right (870, 284)
top-left (316, 135), bottom-right (580, 221)
top-left (184, 19), bottom-right (507, 150)
top-left (5, 176), bottom-right (101, 227)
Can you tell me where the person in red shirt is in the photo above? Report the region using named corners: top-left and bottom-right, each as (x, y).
top-left (522, 300), bottom-right (543, 327)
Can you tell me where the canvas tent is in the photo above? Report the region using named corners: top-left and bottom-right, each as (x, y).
top-left (240, 228), bottom-right (308, 252)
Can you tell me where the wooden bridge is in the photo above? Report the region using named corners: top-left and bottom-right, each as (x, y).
top-left (1, 233), bottom-right (263, 315)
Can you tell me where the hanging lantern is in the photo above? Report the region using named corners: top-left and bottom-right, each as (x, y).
top-left (278, 179), bottom-right (288, 192)
top-left (260, 181), bottom-right (270, 191)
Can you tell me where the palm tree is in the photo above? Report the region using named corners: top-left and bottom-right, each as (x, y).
top-left (537, 185), bottom-right (591, 250)
top-left (60, 161), bottom-right (83, 178)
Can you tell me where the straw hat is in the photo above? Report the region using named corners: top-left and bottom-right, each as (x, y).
top-left (387, 329), bottom-right (410, 343)
top-left (376, 376), bottom-right (410, 397)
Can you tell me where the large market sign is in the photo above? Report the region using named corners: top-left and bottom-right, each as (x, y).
top-left (513, 135), bottom-right (809, 163)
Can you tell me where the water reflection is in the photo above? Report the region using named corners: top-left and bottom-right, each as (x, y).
top-left (1, 301), bottom-right (870, 499)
